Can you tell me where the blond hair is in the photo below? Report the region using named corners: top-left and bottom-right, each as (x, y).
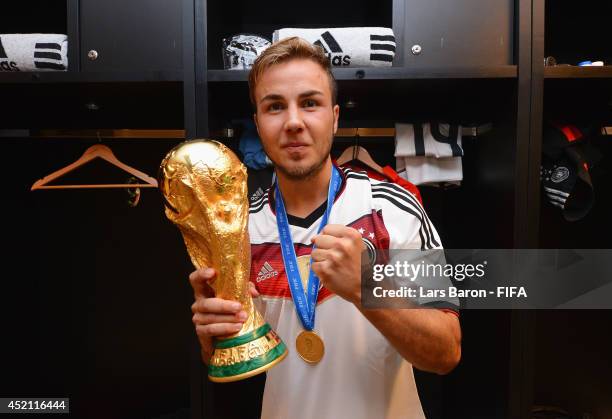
top-left (248, 36), bottom-right (337, 109)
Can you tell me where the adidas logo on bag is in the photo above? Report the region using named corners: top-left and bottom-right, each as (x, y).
top-left (256, 261), bottom-right (279, 283)
top-left (314, 31), bottom-right (351, 66)
top-left (0, 37), bottom-right (20, 72)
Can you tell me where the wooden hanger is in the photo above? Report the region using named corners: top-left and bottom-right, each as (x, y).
top-left (336, 129), bottom-right (385, 175)
top-left (31, 144), bottom-right (158, 190)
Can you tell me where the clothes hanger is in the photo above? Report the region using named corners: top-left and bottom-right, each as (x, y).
top-left (336, 128), bottom-right (385, 175)
top-left (31, 143), bottom-right (158, 190)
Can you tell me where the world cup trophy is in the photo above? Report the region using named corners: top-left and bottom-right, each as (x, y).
top-left (158, 140), bottom-right (287, 382)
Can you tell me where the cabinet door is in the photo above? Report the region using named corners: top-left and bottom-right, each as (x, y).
top-left (80, 0), bottom-right (182, 73)
top-left (394, 0), bottom-right (514, 67)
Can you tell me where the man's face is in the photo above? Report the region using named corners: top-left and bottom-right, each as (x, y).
top-left (253, 58), bottom-right (339, 180)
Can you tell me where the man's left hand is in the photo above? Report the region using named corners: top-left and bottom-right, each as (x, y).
top-left (310, 224), bottom-right (365, 305)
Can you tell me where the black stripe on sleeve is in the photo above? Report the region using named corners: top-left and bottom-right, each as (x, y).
top-left (250, 192), bottom-right (267, 208)
top-left (372, 191), bottom-right (433, 249)
top-left (370, 35), bottom-right (396, 42)
top-left (34, 51), bottom-right (62, 60)
top-left (249, 198), bottom-right (269, 214)
top-left (340, 167), bottom-right (371, 181)
top-left (372, 193), bottom-right (432, 250)
top-left (35, 43), bottom-right (61, 50)
top-left (371, 44), bottom-right (396, 52)
top-left (345, 173), bottom-right (371, 181)
top-left (372, 182), bottom-right (438, 238)
top-left (34, 61), bottom-right (66, 70)
top-left (372, 183), bottom-right (441, 248)
top-left (370, 54), bottom-right (394, 62)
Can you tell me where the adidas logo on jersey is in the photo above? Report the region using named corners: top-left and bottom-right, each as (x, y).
top-left (251, 187), bottom-right (265, 202)
top-left (256, 261), bottom-right (279, 283)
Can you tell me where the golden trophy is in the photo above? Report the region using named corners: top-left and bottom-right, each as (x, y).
top-left (158, 139), bottom-right (287, 382)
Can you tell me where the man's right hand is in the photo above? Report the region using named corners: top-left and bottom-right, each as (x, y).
top-left (189, 267), bottom-right (259, 364)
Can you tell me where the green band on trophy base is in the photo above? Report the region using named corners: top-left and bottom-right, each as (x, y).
top-left (208, 323), bottom-right (289, 383)
top-left (215, 323), bottom-right (271, 349)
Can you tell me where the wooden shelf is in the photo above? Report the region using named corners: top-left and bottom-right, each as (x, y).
top-left (0, 71), bottom-right (183, 84)
top-left (544, 66), bottom-right (612, 79)
top-left (208, 66), bottom-right (517, 82)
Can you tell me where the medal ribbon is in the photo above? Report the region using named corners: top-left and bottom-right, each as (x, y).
top-left (275, 165), bottom-right (342, 331)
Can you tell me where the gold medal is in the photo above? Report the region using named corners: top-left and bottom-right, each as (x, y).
top-left (295, 330), bottom-right (325, 364)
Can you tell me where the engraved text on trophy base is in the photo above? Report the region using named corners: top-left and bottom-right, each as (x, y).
top-left (210, 331), bottom-right (283, 367)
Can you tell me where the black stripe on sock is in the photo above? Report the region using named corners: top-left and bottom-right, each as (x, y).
top-left (370, 53), bottom-right (394, 62)
top-left (34, 61), bottom-right (66, 70)
top-left (35, 43), bottom-right (61, 50)
top-left (321, 31), bottom-right (343, 53)
top-left (371, 44), bottom-right (396, 52)
top-left (370, 35), bottom-right (395, 42)
top-left (34, 51), bottom-right (62, 60)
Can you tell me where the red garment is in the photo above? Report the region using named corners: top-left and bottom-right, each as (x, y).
top-left (338, 161), bottom-right (423, 205)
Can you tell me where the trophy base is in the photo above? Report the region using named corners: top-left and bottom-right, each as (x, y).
top-left (208, 323), bottom-right (288, 383)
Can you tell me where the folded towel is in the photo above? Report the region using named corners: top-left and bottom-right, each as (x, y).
top-left (0, 34), bottom-right (68, 72)
top-left (395, 123), bottom-right (464, 158)
top-left (272, 27), bottom-right (395, 67)
top-left (396, 156), bottom-right (463, 187)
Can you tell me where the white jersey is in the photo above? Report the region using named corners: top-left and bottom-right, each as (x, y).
top-left (248, 166), bottom-right (456, 419)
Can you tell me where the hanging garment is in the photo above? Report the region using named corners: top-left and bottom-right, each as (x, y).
top-left (273, 27), bottom-right (396, 67)
top-left (0, 34), bottom-right (68, 71)
top-left (395, 122), bottom-right (464, 158)
top-left (395, 122), bottom-right (463, 187)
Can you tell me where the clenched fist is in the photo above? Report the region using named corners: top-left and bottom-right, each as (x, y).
top-left (310, 224), bottom-right (366, 306)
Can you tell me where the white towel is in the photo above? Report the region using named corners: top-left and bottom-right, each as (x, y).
top-left (272, 27), bottom-right (395, 67)
top-left (395, 122), bottom-right (464, 158)
top-left (0, 34), bottom-right (68, 72)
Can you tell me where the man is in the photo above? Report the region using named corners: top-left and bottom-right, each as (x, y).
top-left (189, 37), bottom-right (461, 419)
